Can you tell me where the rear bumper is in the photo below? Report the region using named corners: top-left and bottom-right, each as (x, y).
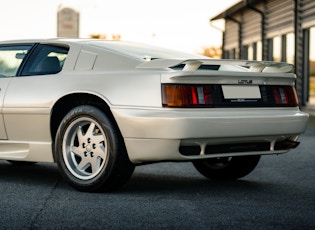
top-left (111, 107), bottom-right (309, 163)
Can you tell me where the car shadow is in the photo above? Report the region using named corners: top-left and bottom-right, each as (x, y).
top-left (0, 161), bottom-right (62, 187)
top-left (122, 170), bottom-right (273, 196)
top-left (0, 160), bottom-right (275, 195)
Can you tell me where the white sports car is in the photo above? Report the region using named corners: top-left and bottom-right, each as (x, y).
top-left (0, 39), bottom-right (309, 192)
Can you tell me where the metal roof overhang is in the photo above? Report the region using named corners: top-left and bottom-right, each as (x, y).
top-left (210, 0), bottom-right (261, 21)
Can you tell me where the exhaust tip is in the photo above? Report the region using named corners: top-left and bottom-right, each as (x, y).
top-left (275, 140), bottom-right (300, 150)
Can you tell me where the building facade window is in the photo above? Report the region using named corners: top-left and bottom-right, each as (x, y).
top-left (241, 45), bottom-right (248, 60)
top-left (286, 33), bottom-right (295, 64)
top-left (248, 44), bottom-right (254, 60)
top-left (232, 48), bottom-right (238, 59)
top-left (243, 42), bottom-right (262, 61)
top-left (256, 41), bottom-right (262, 61)
top-left (268, 34), bottom-right (294, 64)
top-left (272, 36), bottom-right (282, 62)
top-left (225, 48), bottom-right (238, 59)
top-left (252, 42), bottom-right (262, 61)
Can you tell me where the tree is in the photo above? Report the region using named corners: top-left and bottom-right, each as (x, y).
top-left (198, 46), bottom-right (222, 59)
top-left (89, 34), bottom-right (107, 39)
top-left (89, 34), bottom-right (121, 40)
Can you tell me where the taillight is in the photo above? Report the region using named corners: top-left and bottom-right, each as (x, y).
top-left (162, 84), bottom-right (213, 107)
top-left (162, 84), bottom-right (299, 107)
top-left (272, 86), bottom-right (298, 106)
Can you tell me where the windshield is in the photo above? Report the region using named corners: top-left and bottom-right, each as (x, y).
top-left (89, 40), bottom-right (206, 60)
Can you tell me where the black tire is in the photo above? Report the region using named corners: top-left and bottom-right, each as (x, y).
top-left (54, 105), bottom-right (135, 192)
top-left (193, 155), bottom-right (261, 180)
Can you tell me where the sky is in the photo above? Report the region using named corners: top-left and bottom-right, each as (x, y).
top-left (0, 0), bottom-right (239, 53)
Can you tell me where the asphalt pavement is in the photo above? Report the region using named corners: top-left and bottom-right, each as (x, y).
top-left (0, 116), bottom-right (314, 229)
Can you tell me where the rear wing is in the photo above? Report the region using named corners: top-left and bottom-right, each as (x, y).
top-left (137, 59), bottom-right (294, 73)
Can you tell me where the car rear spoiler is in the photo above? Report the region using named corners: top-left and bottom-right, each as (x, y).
top-left (136, 59), bottom-right (294, 73)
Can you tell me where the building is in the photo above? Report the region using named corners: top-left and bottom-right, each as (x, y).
top-left (57, 7), bottom-right (80, 38)
top-left (210, 0), bottom-right (315, 107)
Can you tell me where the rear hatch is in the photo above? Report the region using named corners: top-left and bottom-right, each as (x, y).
top-left (138, 59), bottom-right (298, 108)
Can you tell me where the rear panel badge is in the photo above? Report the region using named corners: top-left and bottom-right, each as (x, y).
top-left (238, 80), bottom-right (253, 84)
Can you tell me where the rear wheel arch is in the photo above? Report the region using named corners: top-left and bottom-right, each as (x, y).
top-left (50, 93), bottom-right (120, 154)
top-left (54, 105), bottom-right (135, 192)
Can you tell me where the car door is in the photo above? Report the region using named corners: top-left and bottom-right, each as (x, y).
top-left (2, 44), bottom-right (69, 142)
top-left (0, 45), bottom-right (32, 139)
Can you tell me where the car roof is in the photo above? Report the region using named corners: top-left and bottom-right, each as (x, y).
top-left (0, 38), bottom-right (88, 44)
top-left (0, 38), bottom-right (204, 60)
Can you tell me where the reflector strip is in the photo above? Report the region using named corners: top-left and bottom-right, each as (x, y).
top-left (197, 87), bottom-right (205, 104)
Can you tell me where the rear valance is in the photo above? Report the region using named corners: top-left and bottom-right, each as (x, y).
top-left (137, 59), bottom-right (294, 73)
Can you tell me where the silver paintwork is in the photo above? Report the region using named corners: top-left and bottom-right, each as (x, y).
top-left (0, 38), bottom-right (309, 164)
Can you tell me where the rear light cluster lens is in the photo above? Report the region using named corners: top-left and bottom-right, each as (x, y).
top-left (272, 86), bottom-right (298, 106)
top-left (162, 84), bottom-right (213, 107)
top-left (162, 84), bottom-right (299, 108)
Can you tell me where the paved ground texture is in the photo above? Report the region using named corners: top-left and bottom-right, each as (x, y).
top-left (0, 119), bottom-right (314, 229)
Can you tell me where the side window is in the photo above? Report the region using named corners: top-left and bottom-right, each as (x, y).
top-left (0, 45), bottom-right (32, 78)
top-left (22, 44), bottom-right (69, 76)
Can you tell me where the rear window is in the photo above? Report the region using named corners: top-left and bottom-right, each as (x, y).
top-left (89, 41), bottom-right (205, 60)
top-left (21, 44), bottom-right (69, 76)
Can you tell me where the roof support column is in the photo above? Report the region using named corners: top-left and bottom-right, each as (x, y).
top-left (244, 0), bottom-right (266, 60)
top-left (226, 16), bottom-right (242, 59)
top-left (294, 0), bottom-right (305, 106)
